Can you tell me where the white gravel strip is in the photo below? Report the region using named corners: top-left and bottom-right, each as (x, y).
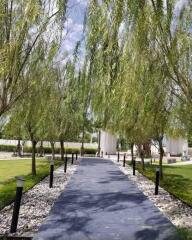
top-left (0, 161), bottom-right (79, 237)
top-left (111, 158), bottom-right (192, 230)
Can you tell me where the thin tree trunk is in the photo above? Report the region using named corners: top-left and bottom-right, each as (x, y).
top-left (97, 130), bottom-right (101, 157)
top-left (138, 144), bottom-right (145, 171)
top-left (32, 140), bottom-right (37, 176)
top-left (60, 140), bottom-right (64, 161)
top-left (39, 140), bottom-right (44, 157)
top-left (158, 137), bottom-right (164, 179)
top-left (50, 141), bottom-right (55, 160)
top-left (141, 150), bottom-right (145, 171)
top-left (143, 142), bottom-right (151, 158)
top-left (17, 139), bottom-right (22, 157)
top-left (131, 143), bottom-right (134, 164)
top-left (81, 124), bottom-right (85, 156)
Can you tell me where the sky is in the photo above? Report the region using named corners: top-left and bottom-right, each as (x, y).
top-left (171, 0), bottom-right (191, 35)
top-left (58, 0), bottom-right (88, 62)
top-left (59, 0), bottom-right (192, 60)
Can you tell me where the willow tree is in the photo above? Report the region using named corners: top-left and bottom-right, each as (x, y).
top-left (84, 0), bottom-right (191, 177)
top-left (85, 0), bottom-right (124, 133)
top-left (84, 0), bottom-right (177, 176)
top-left (0, 0), bottom-right (67, 117)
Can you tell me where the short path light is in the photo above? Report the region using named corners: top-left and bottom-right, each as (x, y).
top-left (10, 176), bottom-right (25, 233)
top-left (155, 167), bottom-right (160, 195)
top-left (133, 157), bottom-right (136, 175)
top-left (117, 151), bottom-right (120, 162)
top-left (64, 155), bottom-right (68, 173)
top-left (76, 152), bottom-right (78, 160)
top-left (49, 159), bottom-right (54, 188)
top-left (71, 153), bottom-right (74, 165)
top-left (123, 154), bottom-right (126, 167)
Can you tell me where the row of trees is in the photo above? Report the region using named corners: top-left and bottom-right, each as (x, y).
top-left (83, 0), bottom-right (192, 178)
top-left (0, 0), bottom-right (95, 175)
top-left (1, 0), bottom-right (191, 180)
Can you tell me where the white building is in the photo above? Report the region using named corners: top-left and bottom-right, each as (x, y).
top-left (165, 137), bottom-right (188, 156)
top-left (150, 137), bottom-right (188, 157)
top-left (100, 130), bottom-right (117, 154)
top-left (100, 130), bottom-right (188, 157)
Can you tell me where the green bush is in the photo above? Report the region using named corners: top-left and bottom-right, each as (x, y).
top-left (0, 144), bottom-right (17, 152)
top-left (0, 144), bottom-right (97, 155)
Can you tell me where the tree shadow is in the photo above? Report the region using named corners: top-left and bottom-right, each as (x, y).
top-left (35, 158), bottom-right (180, 240)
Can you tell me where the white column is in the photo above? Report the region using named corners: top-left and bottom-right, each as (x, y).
top-left (166, 137), bottom-right (188, 156)
top-left (100, 130), bottom-right (117, 154)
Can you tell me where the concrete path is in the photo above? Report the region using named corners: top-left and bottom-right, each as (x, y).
top-left (34, 158), bottom-right (180, 240)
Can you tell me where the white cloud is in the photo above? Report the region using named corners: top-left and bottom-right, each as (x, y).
top-left (76, 0), bottom-right (87, 6)
top-left (59, 17), bottom-right (84, 59)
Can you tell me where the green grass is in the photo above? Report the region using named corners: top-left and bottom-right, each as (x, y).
top-left (177, 227), bottom-right (192, 240)
top-left (127, 162), bottom-right (192, 239)
top-left (151, 158), bottom-right (182, 165)
top-left (133, 162), bottom-right (192, 207)
top-left (0, 159), bottom-right (63, 210)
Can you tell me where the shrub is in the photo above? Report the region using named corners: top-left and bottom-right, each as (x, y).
top-left (0, 144), bottom-right (97, 155)
top-left (0, 144), bottom-right (17, 152)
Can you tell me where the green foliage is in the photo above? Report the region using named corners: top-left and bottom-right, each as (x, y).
top-left (0, 144), bottom-right (17, 152)
top-left (0, 144), bottom-right (97, 155)
top-left (0, 0), bottom-right (68, 117)
top-left (177, 227), bottom-right (192, 240)
top-left (84, 0), bottom-right (192, 176)
top-left (133, 163), bottom-right (192, 207)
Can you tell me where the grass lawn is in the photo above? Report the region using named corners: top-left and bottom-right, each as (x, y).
top-left (0, 158), bottom-right (63, 210)
top-left (177, 227), bottom-right (192, 240)
top-left (129, 162), bottom-right (192, 239)
top-left (134, 162), bottom-right (192, 206)
top-left (151, 158), bottom-right (182, 165)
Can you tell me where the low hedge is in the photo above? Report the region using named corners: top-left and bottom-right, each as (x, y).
top-left (0, 144), bottom-right (97, 155)
top-left (0, 144), bottom-right (16, 152)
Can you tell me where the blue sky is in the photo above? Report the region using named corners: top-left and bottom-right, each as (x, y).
top-left (59, 0), bottom-right (87, 61)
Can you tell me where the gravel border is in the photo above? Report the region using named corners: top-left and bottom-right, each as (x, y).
top-left (111, 158), bottom-right (192, 230)
top-left (0, 161), bottom-right (79, 237)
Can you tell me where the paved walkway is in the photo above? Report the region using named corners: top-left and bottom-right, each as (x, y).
top-left (34, 158), bottom-right (180, 240)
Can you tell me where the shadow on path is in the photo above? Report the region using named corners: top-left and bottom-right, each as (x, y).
top-left (34, 158), bottom-right (180, 240)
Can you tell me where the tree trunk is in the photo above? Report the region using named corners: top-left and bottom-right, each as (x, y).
top-left (97, 130), bottom-right (101, 157)
top-left (17, 139), bottom-right (22, 157)
top-left (60, 140), bottom-right (64, 162)
top-left (39, 140), bottom-right (44, 157)
top-left (50, 141), bottom-right (55, 160)
top-left (81, 124), bottom-right (85, 156)
top-left (32, 140), bottom-right (37, 176)
top-left (143, 142), bottom-right (151, 158)
top-left (158, 137), bottom-right (164, 179)
top-left (138, 144), bottom-right (145, 171)
top-left (131, 143), bottom-right (134, 164)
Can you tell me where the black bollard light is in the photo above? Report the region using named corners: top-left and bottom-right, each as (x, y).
top-left (123, 154), bottom-right (126, 167)
top-left (72, 153), bottom-right (74, 165)
top-left (117, 151), bottom-right (120, 162)
top-left (101, 151), bottom-right (103, 158)
top-left (49, 159), bottom-right (54, 188)
top-left (64, 156), bottom-right (68, 173)
top-left (76, 152), bottom-right (78, 160)
top-left (155, 167), bottom-right (160, 195)
top-left (10, 176), bottom-right (25, 233)
top-left (133, 157), bottom-right (136, 176)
